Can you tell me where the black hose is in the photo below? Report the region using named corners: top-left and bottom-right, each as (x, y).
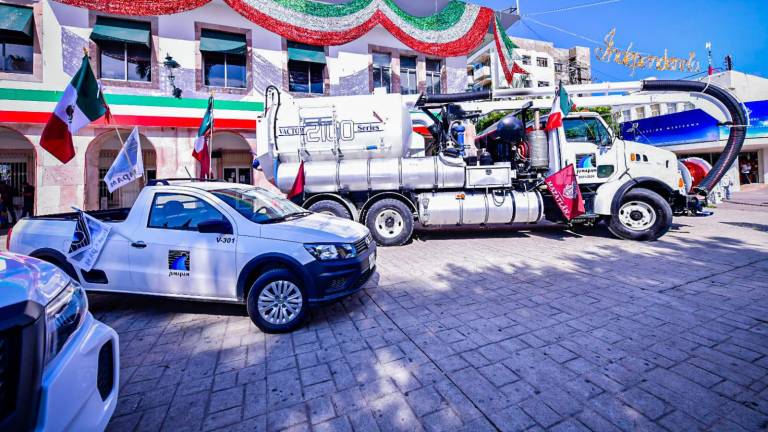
top-left (416, 89), bottom-right (492, 106)
top-left (641, 80), bottom-right (747, 197)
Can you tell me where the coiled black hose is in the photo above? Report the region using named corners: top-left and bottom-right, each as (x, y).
top-left (641, 80), bottom-right (747, 197)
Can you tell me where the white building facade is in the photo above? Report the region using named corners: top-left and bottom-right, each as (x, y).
top-left (468, 36), bottom-right (591, 91)
top-left (614, 71), bottom-right (768, 186)
top-left (0, 0), bottom-right (514, 215)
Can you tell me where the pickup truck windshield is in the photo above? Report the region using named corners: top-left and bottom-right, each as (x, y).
top-left (212, 188), bottom-right (311, 223)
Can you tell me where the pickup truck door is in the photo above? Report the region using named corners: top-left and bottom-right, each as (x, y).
top-left (128, 191), bottom-right (239, 300)
top-left (560, 117), bottom-right (619, 184)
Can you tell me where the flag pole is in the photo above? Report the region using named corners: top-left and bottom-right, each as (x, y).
top-left (209, 90), bottom-right (214, 179)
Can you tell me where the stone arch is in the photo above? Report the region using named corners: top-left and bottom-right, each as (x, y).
top-left (209, 130), bottom-right (255, 184)
top-left (0, 126), bottom-right (38, 217)
top-left (84, 129), bottom-right (157, 210)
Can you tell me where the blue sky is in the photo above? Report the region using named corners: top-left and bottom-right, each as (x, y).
top-left (474, 0), bottom-right (768, 82)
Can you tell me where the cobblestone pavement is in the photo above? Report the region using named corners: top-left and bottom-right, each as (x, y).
top-left (17, 191), bottom-right (768, 431)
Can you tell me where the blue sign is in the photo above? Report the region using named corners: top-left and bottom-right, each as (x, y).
top-left (620, 100), bottom-right (768, 146)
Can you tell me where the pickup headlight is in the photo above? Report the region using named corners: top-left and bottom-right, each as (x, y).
top-left (45, 281), bottom-right (88, 367)
top-left (304, 243), bottom-right (357, 260)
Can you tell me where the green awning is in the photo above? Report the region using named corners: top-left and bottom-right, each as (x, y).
top-left (287, 41), bottom-right (325, 64)
top-left (90, 17), bottom-right (150, 46)
top-left (200, 30), bottom-right (247, 55)
top-left (0, 4), bottom-right (33, 37)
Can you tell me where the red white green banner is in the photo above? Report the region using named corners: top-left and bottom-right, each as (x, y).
top-left (54, 0), bottom-right (496, 57)
top-left (223, 0), bottom-right (494, 57)
top-left (52, 0), bottom-right (210, 16)
top-left (492, 16), bottom-right (528, 87)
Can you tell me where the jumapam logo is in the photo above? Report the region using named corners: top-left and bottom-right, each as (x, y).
top-left (168, 250), bottom-right (190, 277)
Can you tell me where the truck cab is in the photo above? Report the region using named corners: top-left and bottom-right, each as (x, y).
top-left (555, 112), bottom-right (686, 238)
top-left (9, 180), bottom-right (377, 333)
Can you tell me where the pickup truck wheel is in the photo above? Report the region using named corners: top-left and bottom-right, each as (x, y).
top-left (246, 269), bottom-right (307, 333)
top-left (307, 200), bottom-right (351, 219)
top-left (608, 188), bottom-right (672, 241)
top-left (365, 199), bottom-right (413, 246)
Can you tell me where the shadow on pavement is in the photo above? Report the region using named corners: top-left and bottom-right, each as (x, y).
top-left (92, 219), bottom-right (768, 431)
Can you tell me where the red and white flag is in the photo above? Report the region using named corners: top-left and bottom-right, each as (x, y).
top-left (193, 96), bottom-right (214, 178)
top-left (545, 164), bottom-right (586, 221)
top-left (545, 83), bottom-right (575, 132)
top-left (40, 55), bottom-right (110, 163)
top-left (287, 161), bottom-right (305, 199)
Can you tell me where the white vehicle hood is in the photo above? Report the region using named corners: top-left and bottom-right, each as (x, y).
top-left (0, 252), bottom-right (70, 307)
top-left (259, 213), bottom-right (369, 244)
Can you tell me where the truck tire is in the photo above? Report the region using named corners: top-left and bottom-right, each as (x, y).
top-left (365, 198), bottom-right (414, 246)
top-left (308, 200), bottom-right (351, 219)
top-left (608, 188), bottom-right (673, 241)
top-left (246, 269), bottom-right (308, 333)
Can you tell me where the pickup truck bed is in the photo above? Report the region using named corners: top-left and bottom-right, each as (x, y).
top-left (26, 208), bottom-right (131, 223)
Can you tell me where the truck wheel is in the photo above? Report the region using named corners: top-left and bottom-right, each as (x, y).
top-left (246, 269), bottom-right (308, 333)
top-left (608, 188), bottom-right (672, 241)
top-left (365, 199), bottom-right (413, 246)
top-left (307, 200), bottom-right (351, 219)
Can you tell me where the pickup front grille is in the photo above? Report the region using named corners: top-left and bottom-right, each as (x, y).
top-left (0, 329), bottom-right (19, 422)
top-left (354, 234), bottom-right (372, 255)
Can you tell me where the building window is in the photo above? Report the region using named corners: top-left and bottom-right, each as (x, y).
top-left (522, 55), bottom-right (531, 65)
top-left (684, 102), bottom-right (695, 111)
top-left (200, 29), bottom-right (247, 88)
top-left (91, 17), bottom-right (151, 82)
top-left (522, 78), bottom-right (532, 88)
top-left (536, 57), bottom-right (548, 68)
top-left (622, 109), bottom-right (631, 121)
top-left (425, 59), bottom-right (442, 95)
top-left (372, 52), bottom-right (391, 92)
top-left (400, 56), bottom-right (417, 95)
top-left (650, 104), bottom-right (661, 117)
top-left (554, 62), bottom-right (563, 73)
top-left (287, 41), bottom-right (325, 94)
top-left (537, 81), bottom-right (550, 87)
top-left (635, 106), bottom-right (645, 119)
top-left (666, 103), bottom-right (677, 114)
top-left (0, 4), bottom-right (34, 75)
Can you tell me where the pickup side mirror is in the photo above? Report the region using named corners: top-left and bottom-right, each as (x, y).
top-left (198, 219), bottom-right (233, 235)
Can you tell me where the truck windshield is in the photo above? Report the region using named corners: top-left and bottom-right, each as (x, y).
top-left (212, 188), bottom-right (311, 224)
top-left (563, 118), bottom-right (612, 146)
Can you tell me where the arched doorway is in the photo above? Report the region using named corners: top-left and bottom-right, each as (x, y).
top-left (210, 131), bottom-right (254, 184)
top-left (0, 126), bottom-right (37, 219)
top-left (85, 129), bottom-right (157, 210)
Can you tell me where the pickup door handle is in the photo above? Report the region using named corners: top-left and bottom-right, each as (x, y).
top-left (131, 241), bottom-right (147, 249)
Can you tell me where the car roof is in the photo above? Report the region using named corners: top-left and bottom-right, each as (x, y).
top-left (148, 181), bottom-right (255, 192)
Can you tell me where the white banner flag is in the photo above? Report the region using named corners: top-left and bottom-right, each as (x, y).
top-left (105, 127), bottom-right (143, 193)
top-left (67, 210), bottom-right (112, 272)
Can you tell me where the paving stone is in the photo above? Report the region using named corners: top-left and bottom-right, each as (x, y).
top-left (405, 385), bottom-right (445, 417)
top-left (89, 195), bottom-right (768, 432)
top-left (370, 393), bottom-right (423, 432)
top-left (306, 396), bottom-right (336, 425)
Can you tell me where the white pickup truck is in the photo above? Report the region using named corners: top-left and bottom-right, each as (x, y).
top-left (0, 252), bottom-right (119, 432)
top-left (8, 180), bottom-right (377, 332)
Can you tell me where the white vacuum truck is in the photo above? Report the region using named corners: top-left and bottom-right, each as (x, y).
top-left (256, 80), bottom-right (747, 246)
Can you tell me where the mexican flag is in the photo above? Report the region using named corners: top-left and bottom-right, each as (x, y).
top-left (545, 84), bottom-right (575, 131)
top-left (193, 96), bottom-right (213, 178)
top-left (492, 16), bottom-right (528, 87)
top-left (40, 55), bottom-right (110, 163)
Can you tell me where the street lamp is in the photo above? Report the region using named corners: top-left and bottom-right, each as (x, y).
top-left (163, 54), bottom-right (182, 98)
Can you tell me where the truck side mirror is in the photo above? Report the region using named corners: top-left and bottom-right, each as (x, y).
top-left (198, 219), bottom-right (233, 234)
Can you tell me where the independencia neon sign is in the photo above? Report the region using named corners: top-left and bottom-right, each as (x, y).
top-left (594, 28), bottom-right (701, 75)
